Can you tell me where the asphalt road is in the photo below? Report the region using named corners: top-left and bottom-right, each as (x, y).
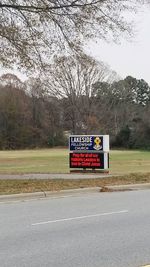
top-left (0, 190), bottom-right (150, 267)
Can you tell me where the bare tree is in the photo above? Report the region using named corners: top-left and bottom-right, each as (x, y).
top-left (43, 53), bottom-right (115, 133)
top-left (0, 0), bottom-right (148, 68)
top-left (0, 73), bottom-right (25, 89)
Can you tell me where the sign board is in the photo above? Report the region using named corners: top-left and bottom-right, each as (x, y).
top-left (69, 135), bottom-right (109, 152)
top-left (70, 152), bottom-right (109, 169)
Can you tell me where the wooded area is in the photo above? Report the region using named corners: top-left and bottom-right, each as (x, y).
top-left (0, 55), bottom-right (150, 150)
top-left (0, 1), bottom-right (150, 150)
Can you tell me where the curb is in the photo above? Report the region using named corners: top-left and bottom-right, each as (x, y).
top-left (108, 183), bottom-right (150, 190)
top-left (0, 183), bottom-right (150, 203)
top-left (0, 187), bottom-right (100, 203)
top-left (0, 173), bottom-right (115, 180)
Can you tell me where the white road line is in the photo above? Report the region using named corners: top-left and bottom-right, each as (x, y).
top-left (31, 210), bottom-right (128, 226)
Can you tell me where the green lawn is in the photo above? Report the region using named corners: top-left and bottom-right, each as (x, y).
top-left (0, 148), bottom-right (150, 174)
top-left (109, 150), bottom-right (150, 174)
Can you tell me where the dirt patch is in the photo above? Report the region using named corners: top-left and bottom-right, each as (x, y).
top-left (100, 187), bottom-right (113, 192)
top-left (99, 186), bottom-right (133, 193)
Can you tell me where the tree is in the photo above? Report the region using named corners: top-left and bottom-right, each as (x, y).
top-left (0, 73), bottom-right (66, 149)
top-left (0, 0), bottom-right (147, 68)
top-left (114, 125), bottom-right (131, 148)
top-left (0, 73), bottom-right (25, 89)
top-left (25, 77), bottom-right (66, 147)
top-left (92, 75), bottom-right (150, 145)
top-left (43, 53), bottom-right (113, 134)
top-left (124, 76), bottom-right (150, 106)
top-left (0, 75), bottom-right (32, 149)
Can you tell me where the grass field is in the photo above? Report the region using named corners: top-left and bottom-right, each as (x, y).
top-left (0, 148), bottom-right (150, 175)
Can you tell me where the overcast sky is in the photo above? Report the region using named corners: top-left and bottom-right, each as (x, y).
top-left (86, 7), bottom-right (150, 84)
top-left (1, 6), bottom-right (150, 85)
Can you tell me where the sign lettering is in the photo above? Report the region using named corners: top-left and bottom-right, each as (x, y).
top-left (69, 135), bottom-right (103, 151)
top-left (70, 153), bottom-right (105, 169)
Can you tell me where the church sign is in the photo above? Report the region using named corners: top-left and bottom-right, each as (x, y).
top-left (69, 135), bottom-right (109, 171)
top-left (69, 135), bottom-right (109, 152)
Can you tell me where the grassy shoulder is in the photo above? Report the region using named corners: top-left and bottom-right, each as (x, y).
top-left (1, 173), bottom-right (150, 195)
top-left (0, 149), bottom-right (150, 174)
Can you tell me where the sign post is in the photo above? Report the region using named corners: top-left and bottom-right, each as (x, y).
top-left (69, 135), bottom-right (109, 172)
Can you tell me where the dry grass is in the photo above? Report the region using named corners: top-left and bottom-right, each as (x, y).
top-left (0, 149), bottom-right (150, 174)
top-left (1, 172), bottom-right (150, 195)
top-left (0, 149), bottom-right (150, 195)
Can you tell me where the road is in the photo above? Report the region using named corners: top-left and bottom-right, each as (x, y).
top-left (0, 190), bottom-right (150, 267)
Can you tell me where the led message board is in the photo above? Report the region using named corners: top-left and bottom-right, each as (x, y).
top-left (70, 152), bottom-right (109, 169)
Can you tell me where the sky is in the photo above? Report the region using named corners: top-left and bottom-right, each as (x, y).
top-left (0, 6), bottom-right (150, 85)
top-left (86, 7), bottom-right (150, 84)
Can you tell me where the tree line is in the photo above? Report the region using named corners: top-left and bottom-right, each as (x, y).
top-left (0, 55), bottom-right (150, 150)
